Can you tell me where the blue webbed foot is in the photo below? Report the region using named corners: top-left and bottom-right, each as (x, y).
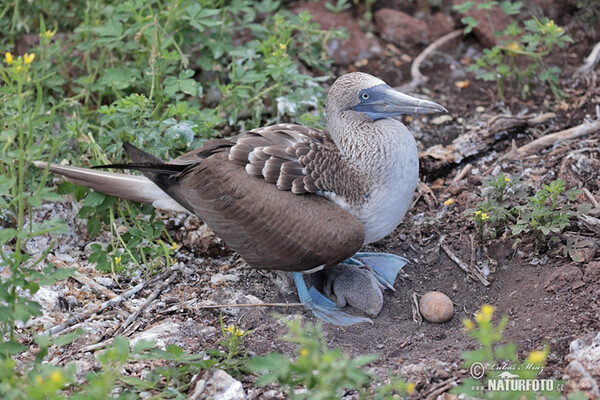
top-left (346, 252), bottom-right (408, 291)
top-left (292, 272), bottom-right (372, 326)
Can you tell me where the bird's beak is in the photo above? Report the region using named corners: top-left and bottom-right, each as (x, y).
top-left (353, 84), bottom-right (447, 120)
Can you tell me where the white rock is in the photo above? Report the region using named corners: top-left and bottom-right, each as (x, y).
top-left (32, 286), bottom-right (60, 311)
top-left (211, 274), bottom-right (240, 285)
top-left (563, 332), bottom-right (600, 398)
top-left (188, 369), bottom-right (247, 400)
top-left (130, 322), bottom-right (182, 350)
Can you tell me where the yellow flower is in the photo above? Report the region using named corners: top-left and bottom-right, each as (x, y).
top-left (444, 198), bottom-right (455, 206)
top-left (5, 51), bottom-right (13, 65)
top-left (474, 210), bottom-right (482, 216)
top-left (481, 212), bottom-right (489, 220)
top-left (16, 65), bottom-right (22, 73)
top-left (475, 304), bottom-right (494, 322)
top-left (299, 347), bottom-right (309, 357)
top-left (114, 256), bottom-right (122, 264)
top-left (35, 375), bottom-right (44, 384)
top-left (546, 20), bottom-right (555, 28)
top-left (49, 370), bottom-right (64, 384)
top-left (557, 27), bottom-right (563, 32)
top-left (406, 382), bottom-right (416, 394)
top-left (527, 350), bottom-right (546, 364)
top-left (170, 242), bottom-right (178, 251)
top-left (504, 176), bottom-right (510, 182)
top-left (41, 29), bottom-right (56, 39)
top-left (23, 53), bottom-right (35, 64)
top-left (279, 43), bottom-right (286, 50)
top-left (506, 42), bottom-right (521, 55)
top-left (463, 318), bottom-right (475, 331)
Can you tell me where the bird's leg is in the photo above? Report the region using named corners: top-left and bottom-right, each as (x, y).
top-left (346, 252), bottom-right (408, 290)
top-left (292, 272), bottom-right (373, 326)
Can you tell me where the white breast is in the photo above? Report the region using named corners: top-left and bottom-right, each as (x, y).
top-left (322, 122), bottom-right (419, 245)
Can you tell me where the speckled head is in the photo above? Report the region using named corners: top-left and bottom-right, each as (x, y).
top-left (326, 72), bottom-right (447, 121)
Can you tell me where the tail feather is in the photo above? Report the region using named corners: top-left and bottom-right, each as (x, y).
top-left (33, 161), bottom-right (189, 213)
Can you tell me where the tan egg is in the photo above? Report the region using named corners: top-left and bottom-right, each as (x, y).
top-left (419, 291), bottom-right (454, 323)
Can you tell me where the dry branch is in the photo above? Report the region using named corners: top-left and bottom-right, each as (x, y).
top-left (43, 266), bottom-right (174, 336)
top-left (440, 236), bottom-right (490, 286)
top-left (420, 113), bottom-right (555, 173)
top-left (47, 254), bottom-right (117, 299)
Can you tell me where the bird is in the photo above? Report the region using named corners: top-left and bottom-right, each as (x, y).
top-left (34, 72), bottom-right (446, 326)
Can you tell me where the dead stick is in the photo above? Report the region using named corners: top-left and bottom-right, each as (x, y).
top-left (43, 267), bottom-right (172, 336)
top-left (47, 254), bottom-right (117, 299)
top-left (196, 302), bottom-right (306, 309)
top-left (516, 120), bottom-right (600, 157)
top-left (409, 29), bottom-right (462, 86)
top-left (576, 40), bottom-right (600, 74)
top-left (583, 187), bottom-right (600, 210)
top-left (440, 236), bottom-right (490, 286)
top-left (115, 266), bottom-right (179, 336)
top-left (453, 164), bottom-right (473, 183)
top-left (424, 377), bottom-right (459, 400)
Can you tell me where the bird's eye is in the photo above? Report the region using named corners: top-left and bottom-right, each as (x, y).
top-left (361, 92), bottom-right (369, 100)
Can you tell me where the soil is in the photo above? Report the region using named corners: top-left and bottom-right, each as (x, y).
top-left (15, 1), bottom-right (600, 398)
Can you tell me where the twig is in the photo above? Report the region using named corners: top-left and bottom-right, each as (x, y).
top-left (583, 187), bottom-right (600, 210)
top-left (514, 119), bottom-right (600, 158)
top-left (402, 29), bottom-right (462, 90)
top-left (453, 164), bottom-right (473, 183)
top-left (424, 377), bottom-right (460, 400)
top-left (411, 292), bottom-right (423, 324)
top-left (196, 302), bottom-right (306, 309)
top-left (47, 254), bottom-right (117, 299)
top-left (440, 236), bottom-right (490, 287)
top-left (43, 267), bottom-right (172, 336)
top-left (576, 40), bottom-right (600, 75)
top-left (115, 266), bottom-right (179, 336)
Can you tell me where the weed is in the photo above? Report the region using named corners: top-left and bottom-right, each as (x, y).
top-left (467, 175), bottom-right (591, 261)
top-left (512, 178), bottom-right (590, 246)
top-left (453, 1), bottom-right (573, 99)
top-left (248, 318), bottom-right (414, 399)
top-left (452, 305), bottom-right (585, 399)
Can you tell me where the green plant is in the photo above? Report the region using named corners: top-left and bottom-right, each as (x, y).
top-left (453, 1), bottom-right (573, 99)
top-left (325, 0), bottom-right (352, 13)
top-left (248, 318), bottom-right (414, 399)
top-left (512, 178), bottom-right (589, 245)
top-left (0, 44), bottom-right (75, 354)
top-left (451, 304), bottom-right (561, 399)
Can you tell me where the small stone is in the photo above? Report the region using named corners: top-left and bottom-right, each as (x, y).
top-left (431, 115), bottom-right (453, 125)
top-left (476, 106), bottom-right (485, 113)
top-left (419, 291), bottom-right (454, 323)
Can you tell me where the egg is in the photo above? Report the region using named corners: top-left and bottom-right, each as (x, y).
top-left (419, 291), bottom-right (454, 323)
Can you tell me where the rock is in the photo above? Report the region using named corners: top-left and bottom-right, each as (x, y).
top-left (543, 265), bottom-right (584, 293)
top-left (32, 286), bottom-right (60, 312)
top-left (563, 332), bottom-right (600, 398)
top-left (188, 369), bottom-right (247, 400)
top-left (452, 0), bottom-right (514, 47)
top-left (292, 2), bottom-right (382, 64)
top-left (583, 261), bottom-right (600, 283)
top-left (375, 9), bottom-right (429, 48)
top-left (419, 291), bottom-right (454, 323)
top-left (425, 12), bottom-right (457, 41)
top-left (130, 322), bottom-right (182, 350)
top-left (210, 273), bottom-right (240, 285)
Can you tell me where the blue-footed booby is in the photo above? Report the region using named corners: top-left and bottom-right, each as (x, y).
top-left (34, 72), bottom-right (446, 326)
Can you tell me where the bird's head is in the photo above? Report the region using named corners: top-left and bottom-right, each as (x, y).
top-left (326, 72), bottom-right (447, 121)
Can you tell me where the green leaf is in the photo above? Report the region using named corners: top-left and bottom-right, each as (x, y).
top-left (453, 1), bottom-right (475, 13)
top-left (0, 341), bottom-right (28, 356)
top-left (0, 228), bottom-right (17, 245)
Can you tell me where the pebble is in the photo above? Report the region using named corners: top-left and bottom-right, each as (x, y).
top-left (419, 291), bottom-right (454, 323)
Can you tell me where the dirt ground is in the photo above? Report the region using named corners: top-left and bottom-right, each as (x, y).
top-left (17, 1), bottom-right (600, 399)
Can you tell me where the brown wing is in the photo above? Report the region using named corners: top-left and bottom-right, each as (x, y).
top-left (122, 131), bottom-right (365, 272)
top-left (227, 124), bottom-right (370, 203)
top-left (175, 151), bottom-right (365, 271)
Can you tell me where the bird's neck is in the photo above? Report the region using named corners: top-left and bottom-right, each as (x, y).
top-left (327, 111), bottom-right (415, 177)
